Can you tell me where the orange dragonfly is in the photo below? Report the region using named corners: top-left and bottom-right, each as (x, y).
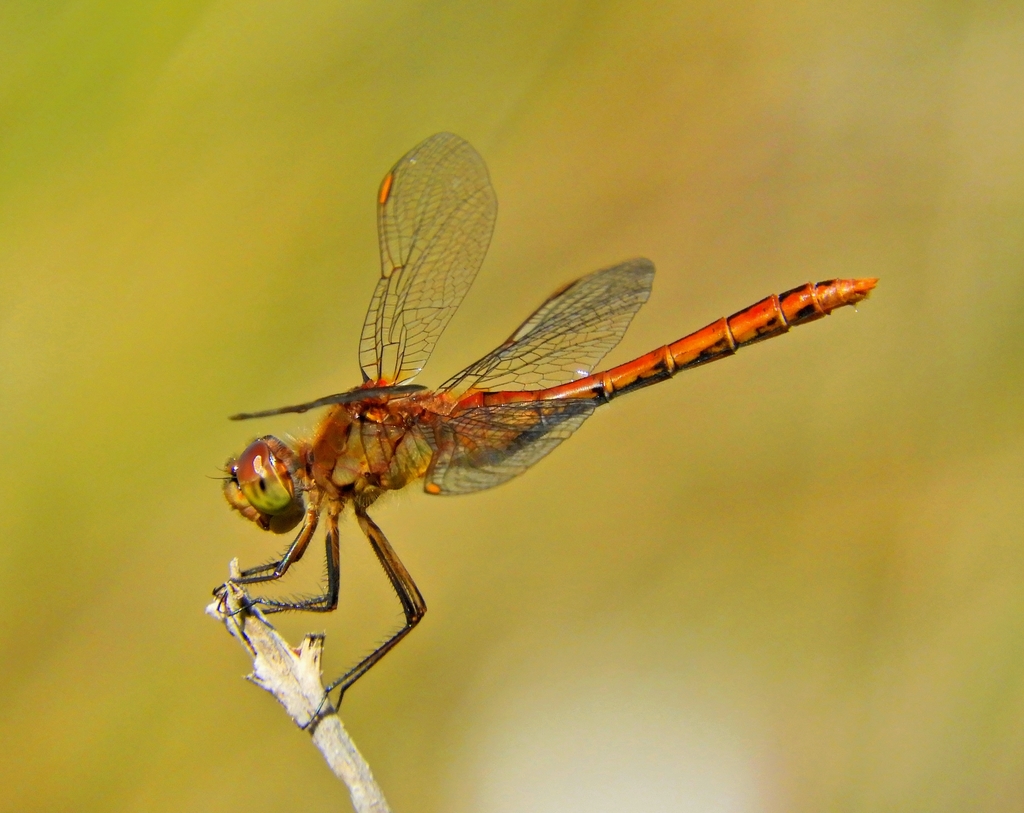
top-left (217, 133), bottom-right (876, 709)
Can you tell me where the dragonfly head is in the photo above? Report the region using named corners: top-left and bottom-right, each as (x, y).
top-left (224, 436), bottom-right (304, 533)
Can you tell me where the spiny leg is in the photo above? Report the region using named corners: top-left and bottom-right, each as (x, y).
top-left (237, 507), bottom-right (320, 584)
top-left (252, 513), bottom-right (342, 615)
top-left (213, 508), bottom-right (319, 610)
top-left (324, 509), bottom-right (426, 706)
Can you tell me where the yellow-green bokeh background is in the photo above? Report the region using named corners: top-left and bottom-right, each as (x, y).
top-left (2, 2), bottom-right (1023, 811)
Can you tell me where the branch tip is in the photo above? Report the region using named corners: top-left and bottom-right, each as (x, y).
top-left (208, 561), bottom-right (391, 813)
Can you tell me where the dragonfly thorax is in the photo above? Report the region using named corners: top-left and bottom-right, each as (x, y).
top-left (310, 402), bottom-right (435, 502)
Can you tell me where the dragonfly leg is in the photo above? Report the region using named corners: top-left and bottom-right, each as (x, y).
top-left (213, 508), bottom-right (320, 603)
top-left (323, 509), bottom-right (426, 706)
top-left (250, 513), bottom-right (342, 615)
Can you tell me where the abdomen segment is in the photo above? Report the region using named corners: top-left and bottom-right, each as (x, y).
top-left (477, 278), bottom-right (877, 405)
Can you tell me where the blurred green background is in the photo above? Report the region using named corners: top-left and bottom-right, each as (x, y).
top-left (2, 1), bottom-right (1023, 811)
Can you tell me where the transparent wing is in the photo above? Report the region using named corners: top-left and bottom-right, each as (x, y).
top-left (440, 258), bottom-right (655, 394)
top-left (425, 399), bottom-right (597, 495)
top-left (360, 133), bottom-right (498, 385)
top-left (228, 384), bottom-right (426, 421)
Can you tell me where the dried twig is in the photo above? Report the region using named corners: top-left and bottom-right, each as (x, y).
top-left (206, 560), bottom-right (392, 813)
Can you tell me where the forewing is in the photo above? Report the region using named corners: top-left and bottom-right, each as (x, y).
top-left (360, 133), bottom-right (498, 385)
top-left (425, 399), bottom-right (596, 495)
top-left (440, 258), bottom-right (654, 393)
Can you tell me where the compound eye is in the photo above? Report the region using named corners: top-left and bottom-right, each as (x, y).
top-left (235, 439), bottom-right (295, 515)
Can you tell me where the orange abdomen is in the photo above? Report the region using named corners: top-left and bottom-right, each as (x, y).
top-left (473, 278), bottom-right (877, 406)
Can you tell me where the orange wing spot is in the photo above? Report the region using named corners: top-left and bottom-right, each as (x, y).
top-left (378, 172), bottom-right (395, 206)
top-left (425, 482), bottom-right (442, 495)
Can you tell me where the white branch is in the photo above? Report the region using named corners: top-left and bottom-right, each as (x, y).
top-left (206, 560), bottom-right (392, 813)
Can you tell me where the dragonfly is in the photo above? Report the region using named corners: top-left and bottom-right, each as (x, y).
top-left (216, 132), bottom-right (876, 711)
